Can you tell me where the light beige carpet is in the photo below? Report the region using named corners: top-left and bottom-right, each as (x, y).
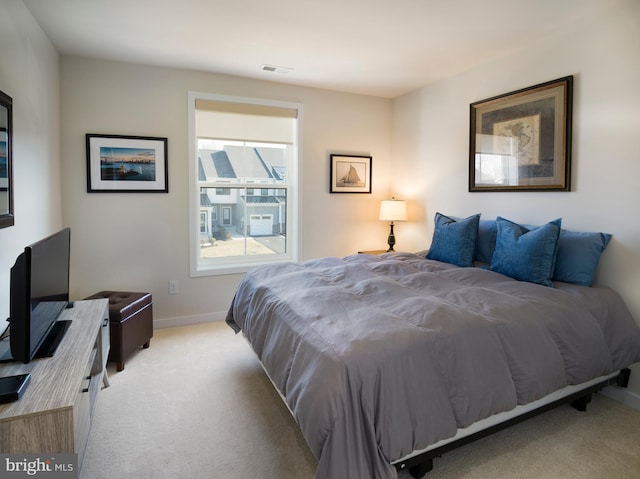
top-left (81, 321), bottom-right (640, 479)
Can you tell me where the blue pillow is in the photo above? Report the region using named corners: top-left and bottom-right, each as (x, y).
top-left (426, 213), bottom-right (480, 267)
top-left (553, 230), bottom-right (612, 286)
top-left (476, 219), bottom-right (498, 264)
top-left (490, 217), bottom-right (562, 287)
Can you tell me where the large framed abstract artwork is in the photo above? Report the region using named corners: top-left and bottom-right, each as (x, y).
top-left (469, 76), bottom-right (573, 192)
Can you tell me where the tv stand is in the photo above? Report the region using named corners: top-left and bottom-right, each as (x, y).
top-left (0, 299), bottom-right (109, 468)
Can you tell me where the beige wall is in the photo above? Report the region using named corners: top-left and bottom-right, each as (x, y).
top-left (2, 0), bottom-right (639, 404)
top-left (60, 57), bottom-right (392, 326)
top-left (0, 0), bottom-right (61, 318)
top-left (391, 0), bottom-right (640, 401)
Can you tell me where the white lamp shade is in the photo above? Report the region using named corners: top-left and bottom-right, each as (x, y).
top-left (379, 199), bottom-right (407, 222)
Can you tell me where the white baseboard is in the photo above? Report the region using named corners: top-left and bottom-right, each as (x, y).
top-left (601, 385), bottom-right (640, 411)
top-left (153, 310), bottom-right (227, 329)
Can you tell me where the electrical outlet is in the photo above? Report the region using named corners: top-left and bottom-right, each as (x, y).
top-left (168, 280), bottom-right (179, 295)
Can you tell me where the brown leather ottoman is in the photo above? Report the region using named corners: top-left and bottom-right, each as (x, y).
top-left (85, 291), bottom-right (153, 371)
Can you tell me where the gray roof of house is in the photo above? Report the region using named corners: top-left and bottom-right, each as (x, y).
top-left (198, 146), bottom-right (286, 182)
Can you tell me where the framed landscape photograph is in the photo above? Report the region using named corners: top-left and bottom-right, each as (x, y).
top-left (469, 76), bottom-right (573, 192)
top-left (330, 154), bottom-right (372, 193)
top-left (86, 134), bottom-right (168, 193)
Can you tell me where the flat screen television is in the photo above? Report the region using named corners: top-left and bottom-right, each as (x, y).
top-left (7, 228), bottom-right (72, 364)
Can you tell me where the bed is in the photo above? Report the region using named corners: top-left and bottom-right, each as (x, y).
top-left (226, 215), bottom-right (640, 479)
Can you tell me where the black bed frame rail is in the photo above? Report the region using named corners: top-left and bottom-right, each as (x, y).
top-left (394, 368), bottom-right (631, 478)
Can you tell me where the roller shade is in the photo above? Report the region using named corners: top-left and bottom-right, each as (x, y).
top-left (195, 99), bottom-right (297, 118)
top-left (195, 100), bottom-right (297, 144)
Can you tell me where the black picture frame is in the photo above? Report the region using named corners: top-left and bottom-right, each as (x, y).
top-left (329, 154), bottom-right (372, 193)
top-left (0, 89), bottom-right (14, 229)
top-left (86, 134), bottom-right (168, 193)
top-left (469, 76), bottom-right (573, 192)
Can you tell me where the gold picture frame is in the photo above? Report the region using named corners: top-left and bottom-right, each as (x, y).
top-left (469, 76), bottom-right (573, 192)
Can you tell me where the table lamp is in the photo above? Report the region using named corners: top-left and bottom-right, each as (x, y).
top-left (379, 197), bottom-right (407, 252)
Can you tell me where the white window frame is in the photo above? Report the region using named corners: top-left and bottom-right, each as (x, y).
top-left (188, 92), bottom-right (302, 276)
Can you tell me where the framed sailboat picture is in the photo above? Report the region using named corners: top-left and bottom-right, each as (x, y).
top-left (330, 154), bottom-right (372, 193)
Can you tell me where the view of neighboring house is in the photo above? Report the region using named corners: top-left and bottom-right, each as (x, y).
top-left (197, 144), bottom-right (288, 245)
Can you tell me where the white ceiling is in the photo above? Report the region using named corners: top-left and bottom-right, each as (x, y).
top-left (24, 0), bottom-right (623, 98)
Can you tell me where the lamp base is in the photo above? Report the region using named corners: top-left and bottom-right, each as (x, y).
top-left (386, 222), bottom-right (396, 252)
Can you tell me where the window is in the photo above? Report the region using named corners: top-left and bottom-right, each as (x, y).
top-left (200, 212), bottom-right (207, 233)
top-left (188, 93), bottom-right (302, 276)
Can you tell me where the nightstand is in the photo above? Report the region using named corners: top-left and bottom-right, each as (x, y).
top-left (357, 249), bottom-right (389, 255)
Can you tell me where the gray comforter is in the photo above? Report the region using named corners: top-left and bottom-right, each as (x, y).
top-left (226, 253), bottom-right (640, 479)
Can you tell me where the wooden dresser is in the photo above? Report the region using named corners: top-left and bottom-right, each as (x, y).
top-left (0, 299), bottom-right (109, 467)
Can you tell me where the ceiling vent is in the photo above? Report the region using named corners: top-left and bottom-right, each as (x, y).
top-left (261, 64), bottom-right (293, 74)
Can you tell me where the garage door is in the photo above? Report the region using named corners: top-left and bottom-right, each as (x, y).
top-left (250, 214), bottom-right (272, 236)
